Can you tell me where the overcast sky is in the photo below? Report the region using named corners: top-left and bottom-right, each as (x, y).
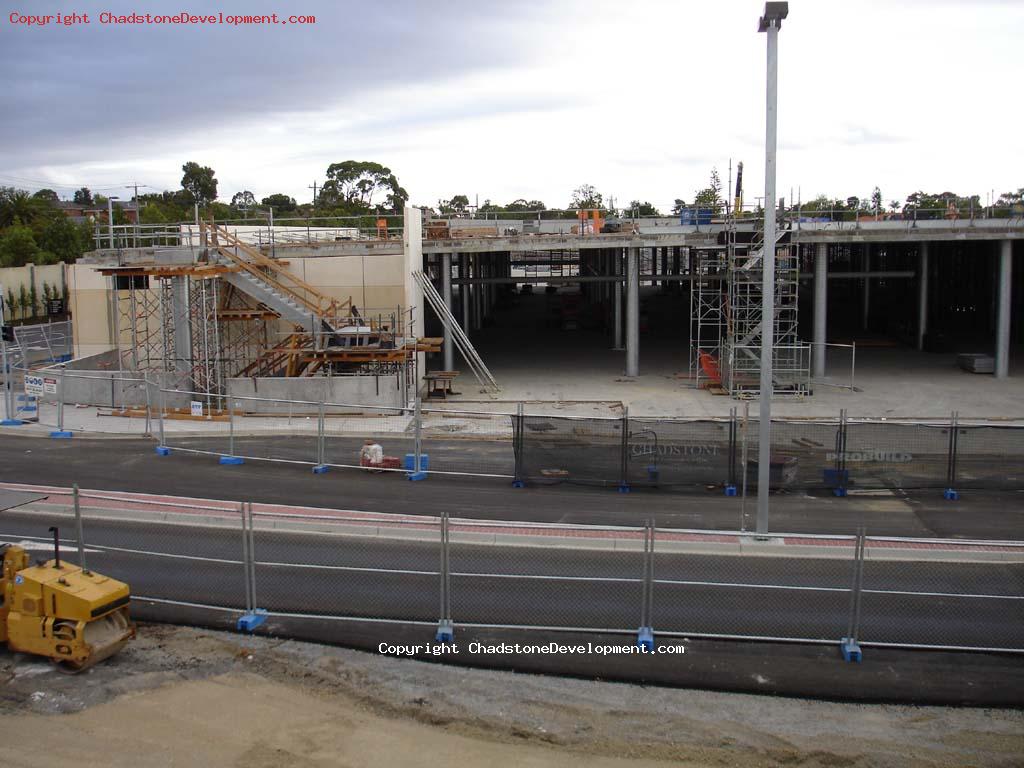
top-left (1, 0), bottom-right (1021, 213)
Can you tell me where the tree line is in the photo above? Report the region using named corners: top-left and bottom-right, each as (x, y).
top-left (2, 157), bottom-right (1021, 269)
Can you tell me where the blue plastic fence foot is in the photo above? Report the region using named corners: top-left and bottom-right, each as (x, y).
top-left (832, 487), bottom-right (847, 497)
top-left (1, 419), bottom-right (24, 426)
top-left (840, 637), bottom-right (862, 662)
top-left (236, 609), bottom-right (267, 633)
top-left (646, 465), bottom-right (659, 482)
top-left (435, 619), bottom-right (454, 643)
top-left (49, 430), bottom-right (73, 439)
top-left (617, 483), bottom-right (631, 494)
top-left (312, 464), bottom-right (329, 474)
top-left (943, 488), bottom-right (959, 501)
top-left (155, 446), bottom-right (171, 456)
top-left (724, 485), bottom-right (738, 497)
top-left (512, 479), bottom-right (525, 488)
top-left (637, 626), bottom-right (655, 652)
top-left (403, 453), bottom-right (430, 471)
top-left (218, 455), bottom-right (244, 465)
top-left (407, 471), bottom-right (428, 481)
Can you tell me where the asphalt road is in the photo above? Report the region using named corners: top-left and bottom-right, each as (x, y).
top-left (2, 510), bottom-right (1021, 651)
top-left (1, 435), bottom-right (1023, 538)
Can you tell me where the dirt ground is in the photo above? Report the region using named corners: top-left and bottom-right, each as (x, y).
top-left (1, 624), bottom-right (1022, 768)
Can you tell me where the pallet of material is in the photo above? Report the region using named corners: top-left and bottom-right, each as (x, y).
top-left (450, 227), bottom-right (498, 239)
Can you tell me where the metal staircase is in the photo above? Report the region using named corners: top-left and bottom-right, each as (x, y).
top-left (203, 222), bottom-right (350, 348)
top-left (412, 270), bottom-right (499, 393)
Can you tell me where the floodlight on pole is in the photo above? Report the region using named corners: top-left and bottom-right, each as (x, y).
top-left (756, 2), bottom-right (787, 536)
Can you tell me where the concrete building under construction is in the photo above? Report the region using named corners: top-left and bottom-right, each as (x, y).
top-left (66, 204), bottom-right (1023, 413)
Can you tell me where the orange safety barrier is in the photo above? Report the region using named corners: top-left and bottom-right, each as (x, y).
top-left (698, 351), bottom-right (722, 384)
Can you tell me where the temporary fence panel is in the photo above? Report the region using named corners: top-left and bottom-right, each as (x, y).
top-left (842, 420), bottom-right (951, 490)
top-left (653, 529), bottom-right (857, 642)
top-left (627, 418), bottom-right (733, 489)
top-left (0, 489), bottom-right (248, 612)
top-left (447, 520), bottom-right (647, 632)
top-left (518, 414), bottom-right (625, 488)
top-left (321, 401), bottom-right (415, 474)
top-left (952, 424), bottom-right (1024, 491)
top-left (858, 536), bottom-right (1024, 651)
top-left (420, 407), bottom-right (516, 477)
top-left (251, 511), bottom-right (441, 622)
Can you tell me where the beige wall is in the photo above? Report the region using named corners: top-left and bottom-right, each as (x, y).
top-left (0, 263), bottom-right (66, 323)
top-left (68, 264), bottom-right (113, 359)
top-left (66, 249), bottom-right (407, 360)
top-left (283, 253), bottom-right (405, 313)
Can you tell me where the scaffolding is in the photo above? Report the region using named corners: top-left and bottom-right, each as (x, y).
top-left (688, 247), bottom-right (727, 390)
top-left (688, 212), bottom-right (810, 397)
top-left (105, 264), bottom-right (434, 398)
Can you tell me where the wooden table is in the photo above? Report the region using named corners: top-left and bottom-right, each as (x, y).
top-left (424, 370), bottom-right (460, 399)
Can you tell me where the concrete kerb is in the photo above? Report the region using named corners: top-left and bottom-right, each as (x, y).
top-left (5, 501), bottom-right (1023, 564)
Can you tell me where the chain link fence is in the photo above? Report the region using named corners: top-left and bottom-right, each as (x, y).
top-left (7, 371), bottom-right (1024, 495)
top-left (2, 485), bottom-right (1020, 653)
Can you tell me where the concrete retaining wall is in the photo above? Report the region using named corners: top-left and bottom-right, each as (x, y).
top-left (227, 376), bottom-right (404, 413)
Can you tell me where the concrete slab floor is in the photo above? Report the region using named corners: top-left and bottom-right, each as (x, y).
top-left (449, 292), bottom-right (1024, 420)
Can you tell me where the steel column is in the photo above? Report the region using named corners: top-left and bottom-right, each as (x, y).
top-left (813, 243), bottom-right (827, 378)
top-left (626, 247), bottom-right (639, 376)
top-left (996, 239), bottom-right (1013, 379)
top-left (442, 253), bottom-right (454, 371)
top-left (917, 243), bottom-right (929, 351)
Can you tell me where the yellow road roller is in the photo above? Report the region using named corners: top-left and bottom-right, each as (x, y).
top-left (1, 527), bottom-right (134, 672)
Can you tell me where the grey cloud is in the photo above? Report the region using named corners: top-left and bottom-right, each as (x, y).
top-left (0, 0), bottom-right (545, 171)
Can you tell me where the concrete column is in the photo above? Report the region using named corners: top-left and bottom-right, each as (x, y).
top-left (170, 276), bottom-right (192, 384)
top-left (661, 248), bottom-right (668, 292)
top-left (441, 253), bottom-right (453, 371)
top-left (626, 247), bottom-right (639, 377)
top-left (461, 254), bottom-right (470, 335)
top-left (996, 239), bottom-right (1013, 379)
top-left (861, 243), bottom-right (871, 331)
top-left (813, 243), bottom-right (827, 379)
top-left (917, 243), bottom-right (929, 351)
top-left (474, 256), bottom-right (483, 331)
top-left (613, 249), bottom-right (623, 350)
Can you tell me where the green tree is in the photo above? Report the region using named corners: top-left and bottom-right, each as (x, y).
top-left (32, 188), bottom-right (60, 203)
top-left (18, 284), bottom-right (30, 320)
top-left (0, 225), bottom-right (41, 267)
top-left (438, 194), bottom-right (470, 215)
top-left (261, 193), bottom-right (297, 212)
top-left (504, 198), bottom-right (545, 212)
top-left (628, 200), bottom-right (661, 217)
top-left (320, 161), bottom-right (408, 213)
top-left (36, 216), bottom-right (90, 262)
top-left (230, 190), bottom-right (257, 210)
top-left (693, 168), bottom-right (723, 214)
top-left (0, 187), bottom-right (45, 227)
top-left (870, 186), bottom-right (883, 214)
top-left (181, 162), bottom-right (219, 206)
top-left (671, 199), bottom-right (688, 215)
top-left (28, 283), bottom-right (38, 318)
top-left (4, 287), bottom-right (14, 322)
top-left (73, 187), bottom-right (93, 205)
top-left (570, 184), bottom-right (603, 210)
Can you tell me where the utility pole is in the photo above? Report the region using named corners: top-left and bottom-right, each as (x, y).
top-left (756, 2), bottom-right (788, 537)
top-left (125, 182), bottom-right (146, 246)
top-left (309, 181), bottom-right (318, 207)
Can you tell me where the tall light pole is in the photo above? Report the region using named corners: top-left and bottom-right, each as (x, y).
top-left (756, 2), bottom-right (788, 536)
top-left (107, 196), bottom-right (119, 249)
